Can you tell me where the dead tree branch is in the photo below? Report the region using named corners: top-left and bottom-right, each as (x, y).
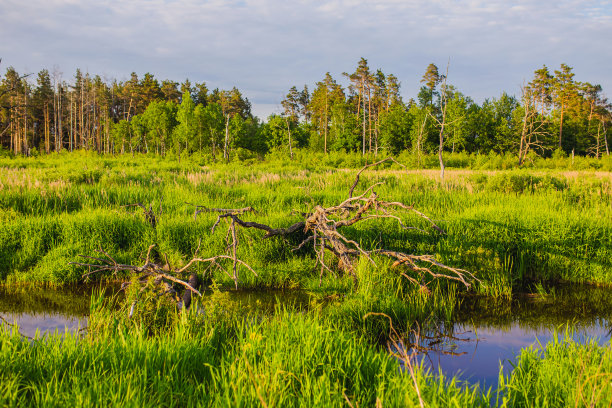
top-left (348, 156), bottom-right (405, 198)
top-left (71, 245), bottom-right (257, 311)
top-left (188, 159), bottom-right (471, 290)
top-left (74, 159), bottom-right (473, 305)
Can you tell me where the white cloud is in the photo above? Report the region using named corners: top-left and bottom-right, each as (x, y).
top-left (1, 0), bottom-right (611, 118)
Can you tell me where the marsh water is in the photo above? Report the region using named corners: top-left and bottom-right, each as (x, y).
top-left (1, 283), bottom-right (610, 389)
top-left (0, 284), bottom-right (118, 337)
top-left (419, 284), bottom-right (612, 389)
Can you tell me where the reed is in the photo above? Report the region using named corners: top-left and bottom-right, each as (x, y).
top-left (0, 152), bottom-right (610, 295)
top-left (497, 335), bottom-right (612, 407)
top-left (0, 303), bottom-right (491, 407)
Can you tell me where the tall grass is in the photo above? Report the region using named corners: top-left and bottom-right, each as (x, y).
top-left (497, 335), bottom-right (612, 407)
top-left (0, 153), bottom-right (610, 296)
top-left (3, 292), bottom-right (609, 407)
top-left (0, 304), bottom-right (491, 407)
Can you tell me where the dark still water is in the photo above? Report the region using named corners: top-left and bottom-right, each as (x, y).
top-left (414, 284), bottom-right (612, 389)
top-left (0, 284), bottom-right (117, 337)
top-left (0, 285), bottom-right (307, 337)
top-left (1, 282), bottom-right (610, 391)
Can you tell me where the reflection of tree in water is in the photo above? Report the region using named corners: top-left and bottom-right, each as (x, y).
top-left (0, 284), bottom-right (120, 317)
top-left (390, 321), bottom-right (477, 370)
top-left (385, 283), bottom-right (612, 368)
top-left (454, 284), bottom-right (612, 333)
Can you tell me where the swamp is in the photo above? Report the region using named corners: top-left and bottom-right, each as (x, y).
top-left (1, 152), bottom-right (612, 407)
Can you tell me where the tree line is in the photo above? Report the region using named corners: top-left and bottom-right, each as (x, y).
top-left (1, 58), bottom-right (610, 162)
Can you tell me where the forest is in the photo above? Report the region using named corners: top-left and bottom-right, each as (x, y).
top-left (1, 58), bottom-right (610, 162)
top-left (2, 57), bottom-right (612, 407)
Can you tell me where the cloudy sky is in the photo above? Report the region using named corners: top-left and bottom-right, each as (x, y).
top-left (1, 0), bottom-right (610, 119)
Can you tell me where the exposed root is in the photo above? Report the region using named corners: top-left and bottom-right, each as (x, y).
top-left (187, 158), bottom-right (473, 290)
top-left (72, 244), bottom-right (257, 311)
top-left (75, 157), bottom-right (475, 300)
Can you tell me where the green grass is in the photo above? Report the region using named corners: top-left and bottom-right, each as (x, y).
top-left (0, 305), bottom-right (491, 408)
top-left (2, 151), bottom-right (612, 407)
top-left (497, 335), bottom-right (612, 407)
top-left (3, 293), bottom-right (611, 407)
top-left (1, 152), bottom-right (610, 297)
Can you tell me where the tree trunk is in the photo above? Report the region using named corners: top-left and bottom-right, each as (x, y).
top-left (53, 86), bottom-right (58, 152)
top-left (558, 101), bottom-right (564, 149)
top-left (596, 122), bottom-right (601, 158)
top-left (518, 101), bottom-right (529, 166)
top-left (285, 117), bottom-right (294, 160)
top-left (368, 86), bottom-right (372, 153)
top-left (374, 115), bottom-right (379, 156)
top-left (438, 62), bottom-right (450, 182)
top-left (223, 115), bottom-right (230, 162)
top-left (57, 85), bottom-right (62, 151)
top-left (210, 128), bottom-right (216, 160)
top-left (44, 103), bottom-right (50, 153)
top-left (603, 121), bottom-right (610, 156)
top-left (80, 84), bottom-right (84, 149)
top-left (69, 93), bottom-right (73, 152)
top-left (438, 125), bottom-right (445, 181)
top-left (23, 89), bottom-right (27, 154)
top-left (361, 80), bottom-right (366, 156)
top-left (324, 91), bottom-right (328, 154)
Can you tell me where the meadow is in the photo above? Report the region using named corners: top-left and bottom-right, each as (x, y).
top-left (1, 150), bottom-right (611, 406)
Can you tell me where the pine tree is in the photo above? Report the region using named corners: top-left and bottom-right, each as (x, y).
top-left (552, 64), bottom-right (577, 150)
top-left (344, 58), bottom-right (372, 155)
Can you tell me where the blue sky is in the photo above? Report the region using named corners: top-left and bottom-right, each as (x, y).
top-left (1, 0), bottom-right (610, 119)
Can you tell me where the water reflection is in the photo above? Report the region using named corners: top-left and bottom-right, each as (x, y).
top-left (0, 284), bottom-right (116, 337)
top-left (2, 282), bottom-right (611, 390)
top-left (0, 285), bottom-right (308, 337)
top-left (416, 284), bottom-right (612, 389)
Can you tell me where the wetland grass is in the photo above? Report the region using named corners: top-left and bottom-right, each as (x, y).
top-left (0, 301), bottom-right (492, 408)
top-left (497, 336), bottom-right (612, 407)
top-left (2, 292), bottom-right (609, 407)
top-left (1, 153), bottom-right (610, 295)
top-left (1, 152), bottom-right (611, 406)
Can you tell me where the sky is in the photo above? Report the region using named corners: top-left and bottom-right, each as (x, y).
top-left (1, 0), bottom-right (611, 120)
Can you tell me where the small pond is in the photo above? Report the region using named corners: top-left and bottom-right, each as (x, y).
top-left (418, 284), bottom-right (612, 389)
top-left (1, 283), bottom-right (610, 390)
top-left (0, 284), bottom-right (118, 337)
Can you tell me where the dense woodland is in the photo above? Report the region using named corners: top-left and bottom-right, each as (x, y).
top-left (0, 58), bottom-right (610, 162)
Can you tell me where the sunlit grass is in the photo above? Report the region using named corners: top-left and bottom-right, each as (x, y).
top-left (0, 152), bottom-right (610, 298)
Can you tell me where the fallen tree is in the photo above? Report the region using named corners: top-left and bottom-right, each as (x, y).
top-left (189, 157), bottom-right (474, 291)
top-left (73, 157), bottom-right (477, 311)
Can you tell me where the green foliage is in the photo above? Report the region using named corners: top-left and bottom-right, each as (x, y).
top-left (0, 306), bottom-right (491, 407)
top-left (0, 153), bottom-right (611, 294)
top-left (498, 336), bottom-right (612, 407)
top-left (379, 104), bottom-right (413, 154)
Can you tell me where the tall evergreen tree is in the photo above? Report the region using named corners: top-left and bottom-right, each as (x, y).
top-left (552, 64), bottom-right (578, 151)
top-left (344, 58), bottom-right (372, 155)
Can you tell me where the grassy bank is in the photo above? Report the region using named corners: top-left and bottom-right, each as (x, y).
top-left (1, 147), bottom-right (611, 408)
top-left (2, 302), bottom-right (610, 407)
top-left (0, 305), bottom-right (491, 408)
top-left (1, 152), bottom-right (610, 296)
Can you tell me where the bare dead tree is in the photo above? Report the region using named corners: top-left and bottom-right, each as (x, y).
top-left (71, 243), bottom-right (257, 312)
top-left (73, 161), bottom-right (475, 312)
top-left (189, 160), bottom-right (475, 290)
top-left (425, 60), bottom-right (453, 181)
top-left (518, 84), bottom-right (550, 166)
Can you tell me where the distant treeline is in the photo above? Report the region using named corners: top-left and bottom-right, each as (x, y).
top-left (0, 58), bottom-right (610, 162)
